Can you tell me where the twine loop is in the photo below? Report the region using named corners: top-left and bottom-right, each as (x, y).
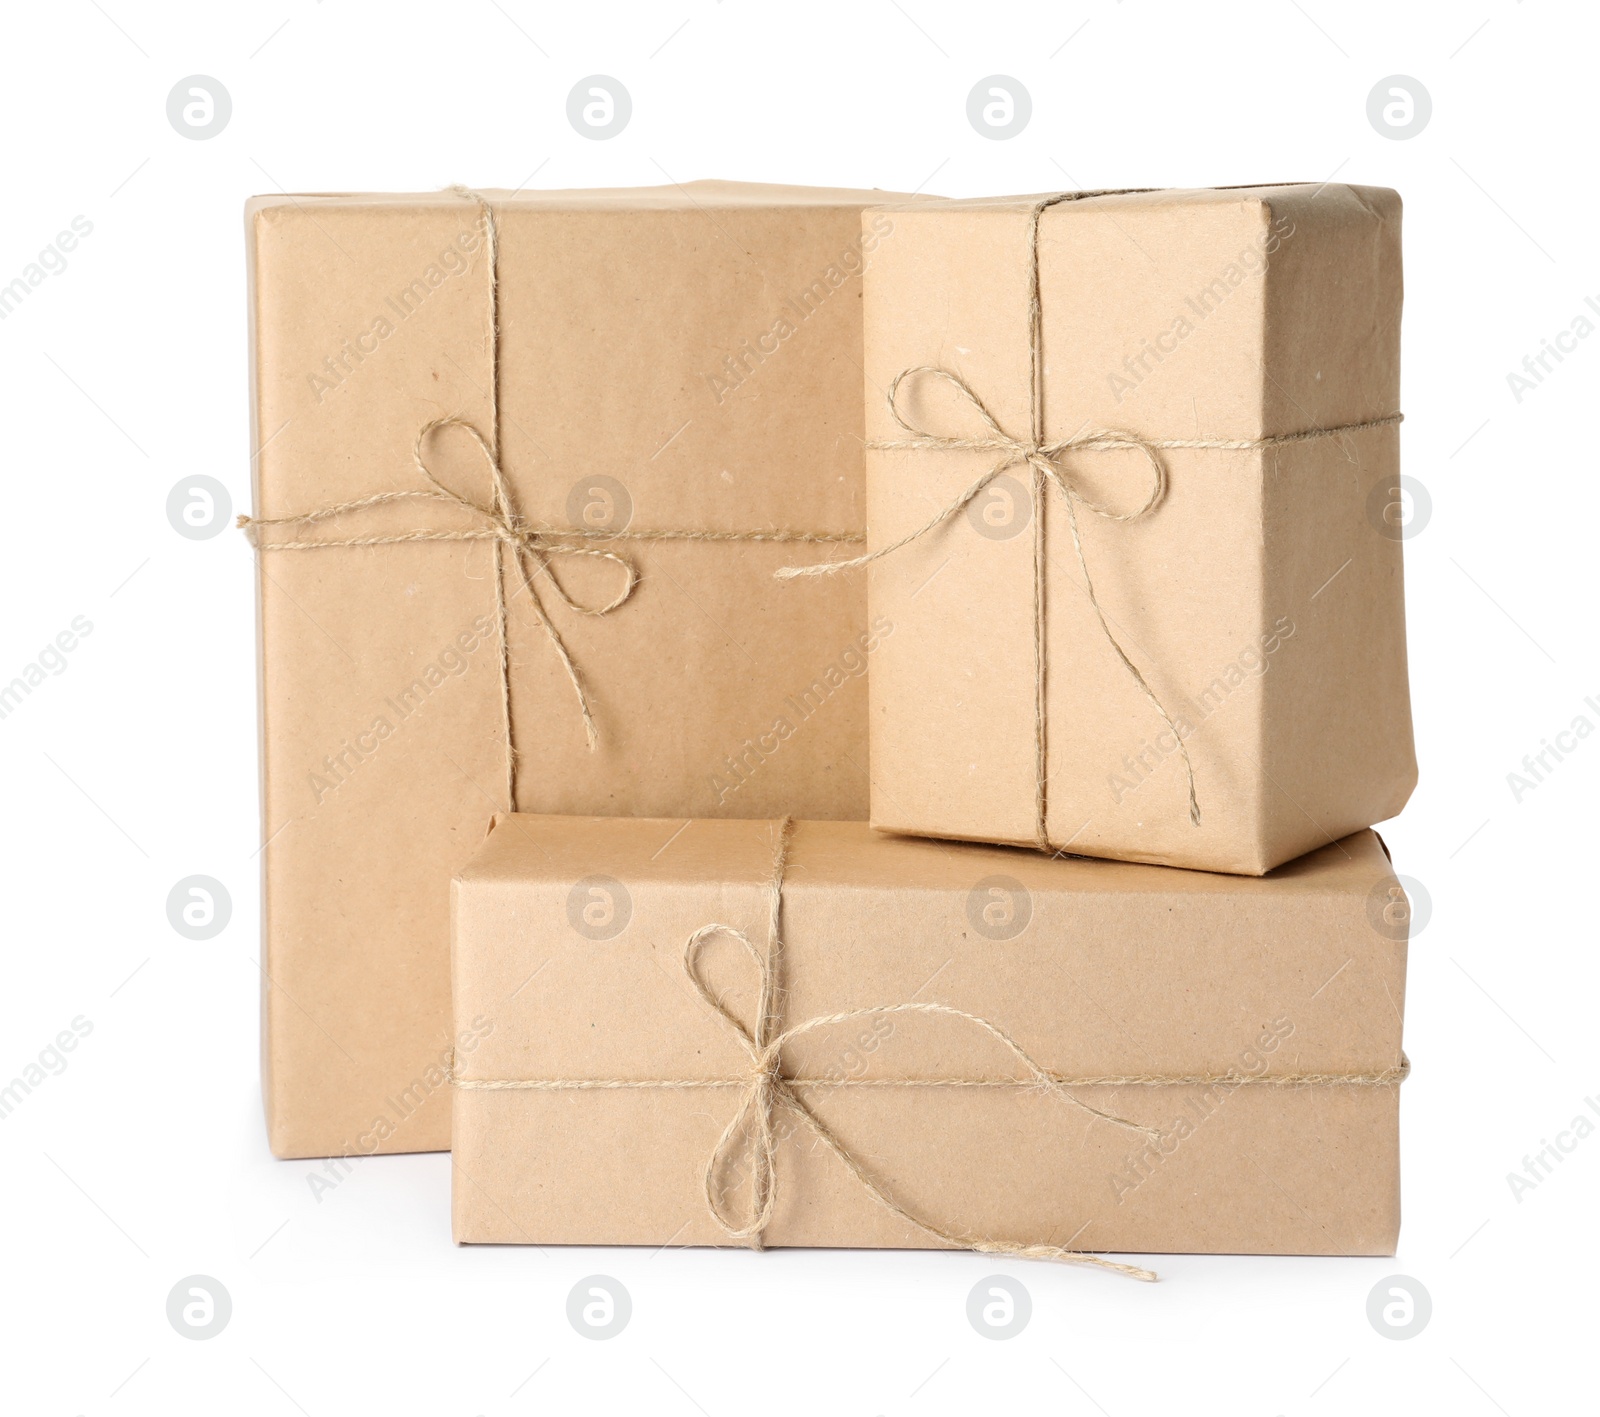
top-left (684, 819), bottom-right (1163, 1280)
top-left (239, 411), bottom-right (638, 753)
top-left (879, 363), bottom-right (1168, 526)
top-left (409, 415), bottom-right (640, 619)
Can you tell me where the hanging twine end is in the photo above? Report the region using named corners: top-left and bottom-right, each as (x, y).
top-left (1067, 1251), bottom-right (1159, 1282)
top-left (1180, 755), bottom-right (1201, 828)
top-left (997, 1241), bottom-right (1159, 1281)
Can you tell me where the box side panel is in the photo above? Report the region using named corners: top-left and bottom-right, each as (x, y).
top-left (1260, 186), bottom-right (1416, 863)
top-left (865, 207), bottom-right (1040, 846)
top-left (253, 199), bottom-right (499, 1158)
top-left (453, 1085), bottom-right (1399, 1256)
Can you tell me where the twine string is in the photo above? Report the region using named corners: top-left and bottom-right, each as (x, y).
top-left (778, 192), bottom-right (1403, 848)
top-left (685, 817), bottom-right (1162, 1280)
top-left (456, 1063), bottom-right (1411, 1092)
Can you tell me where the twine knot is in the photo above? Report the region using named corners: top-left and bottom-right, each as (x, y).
top-left (876, 364), bottom-right (1172, 522)
top-left (684, 819), bottom-right (1161, 1279)
top-left (239, 413), bottom-right (639, 754)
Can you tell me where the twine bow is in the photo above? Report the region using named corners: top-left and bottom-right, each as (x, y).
top-left (779, 191), bottom-right (1404, 849)
top-left (242, 414), bottom-right (638, 755)
top-left (685, 819), bottom-right (1163, 1281)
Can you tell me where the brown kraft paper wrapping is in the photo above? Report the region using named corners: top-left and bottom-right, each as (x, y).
top-left (451, 815), bottom-right (1408, 1258)
top-left (247, 183), bottom-right (905, 1158)
top-left (860, 185), bottom-right (1417, 875)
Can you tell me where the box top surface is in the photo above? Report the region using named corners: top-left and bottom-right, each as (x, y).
top-left (247, 179), bottom-right (915, 220)
top-left (867, 182), bottom-right (1399, 217)
top-left (452, 816), bottom-right (1408, 1084)
top-left (461, 814), bottom-right (1394, 898)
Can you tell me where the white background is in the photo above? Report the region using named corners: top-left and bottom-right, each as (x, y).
top-left (1, 1), bottom-right (1594, 1412)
